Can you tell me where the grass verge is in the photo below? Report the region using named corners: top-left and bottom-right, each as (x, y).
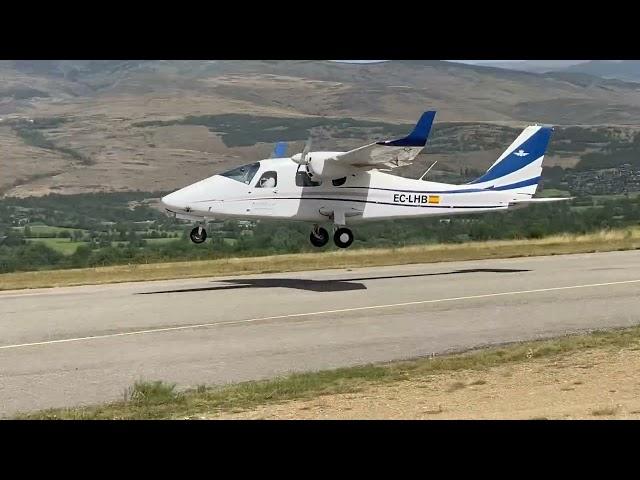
top-left (2, 228), bottom-right (640, 291)
top-left (16, 324), bottom-right (640, 420)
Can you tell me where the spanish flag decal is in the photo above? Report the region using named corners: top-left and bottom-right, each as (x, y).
top-left (428, 195), bottom-right (441, 204)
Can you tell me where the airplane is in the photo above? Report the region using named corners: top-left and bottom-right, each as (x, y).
top-left (161, 111), bottom-right (567, 248)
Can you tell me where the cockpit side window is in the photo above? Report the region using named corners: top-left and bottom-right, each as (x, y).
top-left (220, 162), bottom-right (260, 184)
top-left (295, 165), bottom-right (322, 187)
top-left (256, 171), bottom-right (277, 188)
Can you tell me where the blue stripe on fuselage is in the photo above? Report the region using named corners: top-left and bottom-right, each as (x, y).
top-left (489, 176), bottom-right (540, 191)
top-left (340, 176), bottom-right (540, 194)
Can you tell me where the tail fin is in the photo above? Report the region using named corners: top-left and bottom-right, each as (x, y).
top-left (469, 125), bottom-right (554, 196)
top-left (271, 141), bottom-right (288, 158)
top-left (377, 111), bottom-right (436, 147)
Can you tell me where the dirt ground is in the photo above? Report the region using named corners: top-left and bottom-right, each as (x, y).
top-left (209, 347), bottom-right (640, 420)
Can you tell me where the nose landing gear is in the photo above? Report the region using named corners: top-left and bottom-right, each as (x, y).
top-left (190, 225), bottom-right (207, 244)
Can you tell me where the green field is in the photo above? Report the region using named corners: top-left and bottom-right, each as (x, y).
top-left (143, 237), bottom-right (237, 246)
top-left (107, 238), bottom-right (180, 248)
top-left (3, 227), bottom-right (640, 291)
top-left (14, 224), bottom-right (85, 236)
top-left (26, 238), bottom-right (86, 255)
top-left (26, 236), bottom-right (183, 255)
top-left (537, 188), bottom-right (571, 198)
top-left (141, 238), bottom-right (180, 245)
top-left (593, 191), bottom-right (640, 202)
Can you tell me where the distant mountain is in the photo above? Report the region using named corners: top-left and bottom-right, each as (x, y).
top-left (562, 61), bottom-right (640, 82)
top-left (449, 60), bottom-right (589, 73)
top-left (3, 59), bottom-right (640, 197)
top-left (448, 60), bottom-right (640, 82)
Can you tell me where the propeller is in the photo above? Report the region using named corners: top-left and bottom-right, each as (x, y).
top-left (292, 137), bottom-right (312, 165)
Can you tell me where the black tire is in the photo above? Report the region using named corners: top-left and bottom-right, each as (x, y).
top-left (333, 227), bottom-right (354, 248)
top-left (309, 227), bottom-right (329, 247)
top-left (190, 226), bottom-right (207, 244)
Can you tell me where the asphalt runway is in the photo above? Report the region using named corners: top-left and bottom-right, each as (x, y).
top-left (1, 250), bottom-right (639, 417)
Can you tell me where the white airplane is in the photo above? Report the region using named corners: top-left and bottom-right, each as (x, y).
top-left (161, 111), bottom-right (567, 248)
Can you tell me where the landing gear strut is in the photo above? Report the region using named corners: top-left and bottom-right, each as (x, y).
top-left (190, 225), bottom-right (207, 244)
top-left (309, 225), bottom-right (329, 247)
top-left (333, 227), bottom-right (354, 248)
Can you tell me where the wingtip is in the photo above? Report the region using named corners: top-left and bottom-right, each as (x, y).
top-left (374, 110), bottom-right (437, 148)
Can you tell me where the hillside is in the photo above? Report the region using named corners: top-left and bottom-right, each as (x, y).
top-left (562, 60), bottom-right (640, 82)
top-left (2, 60), bottom-right (640, 197)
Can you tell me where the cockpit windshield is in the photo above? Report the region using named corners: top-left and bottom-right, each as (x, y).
top-left (220, 162), bottom-right (260, 184)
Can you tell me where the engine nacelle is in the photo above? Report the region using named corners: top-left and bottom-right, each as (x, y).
top-left (307, 155), bottom-right (353, 180)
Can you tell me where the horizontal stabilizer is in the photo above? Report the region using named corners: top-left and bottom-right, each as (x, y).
top-left (509, 197), bottom-right (573, 205)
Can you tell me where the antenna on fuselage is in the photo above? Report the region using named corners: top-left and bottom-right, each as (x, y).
top-left (419, 160), bottom-right (438, 181)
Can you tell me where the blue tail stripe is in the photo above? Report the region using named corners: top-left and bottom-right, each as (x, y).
top-left (490, 176), bottom-right (541, 191)
top-left (470, 127), bottom-right (553, 184)
top-left (377, 111), bottom-right (436, 147)
top-left (272, 141), bottom-right (288, 158)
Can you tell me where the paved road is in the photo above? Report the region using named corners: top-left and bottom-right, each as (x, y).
top-left (1, 250), bottom-right (639, 417)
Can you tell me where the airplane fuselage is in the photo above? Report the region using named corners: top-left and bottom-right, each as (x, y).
top-left (160, 114), bottom-right (558, 248)
top-left (162, 157), bottom-right (527, 225)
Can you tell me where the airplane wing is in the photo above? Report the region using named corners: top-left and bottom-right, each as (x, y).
top-left (332, 111), bottom-right (436, 171)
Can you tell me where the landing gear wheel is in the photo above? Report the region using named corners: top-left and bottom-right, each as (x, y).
top-left (309, 227), bottom-right (329, 247)
top-left (190, 226), bottom-right (207, 244)
top-left (333, 227), bottom-right (354, 248)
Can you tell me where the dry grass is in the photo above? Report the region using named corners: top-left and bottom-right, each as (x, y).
top-left (2, 228), bottom-right (639, 291)
top-left (447, 381), bottom-right (467, 393)
top-left (469, 379), bottom-right (487, 386)
top-left (591, 406), bottom-right (620, 417)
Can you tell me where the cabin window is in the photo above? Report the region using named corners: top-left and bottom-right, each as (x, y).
top-left (332, 177), bottom-right (347, 186)
top-left (256, 171), bottom-right (278, 188)
top-left (220, 162), bottom-right (260, 184)
top-left (296, 166), bottom-right (322, 187)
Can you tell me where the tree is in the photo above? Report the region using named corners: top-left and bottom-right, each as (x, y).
top-left (3, 230), bottom-right (25, 246)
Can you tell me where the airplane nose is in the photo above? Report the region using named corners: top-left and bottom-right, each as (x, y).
top-left (161, 191), bottom-right (182, 212)
top-left (161, 179), bottom-right (212, 214)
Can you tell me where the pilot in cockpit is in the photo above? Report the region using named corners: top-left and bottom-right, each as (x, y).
top-left (259, 173), bottom-right (277, 188)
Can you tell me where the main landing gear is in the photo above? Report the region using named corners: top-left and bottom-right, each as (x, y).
top-left (190, 225), bottom-right (207, 244)
top-left (310, 225), bottom-right (329, 247)
top-left (333, 227), bottom-right (354, 248)
top-left (309, 224), bottom-right (354, 248)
